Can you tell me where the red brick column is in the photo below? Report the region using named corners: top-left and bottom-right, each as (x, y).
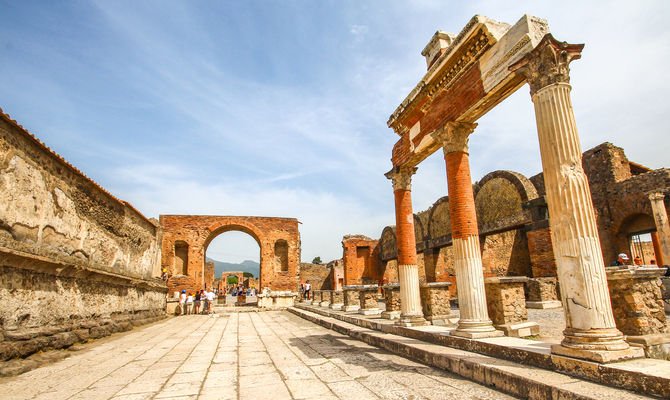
top-left (433, 122), bottom-right (500, 338)
top-left (385, 167), bottom-right (427, 326)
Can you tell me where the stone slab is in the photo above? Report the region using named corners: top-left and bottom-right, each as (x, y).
top-left (527, 300), bottom-right (563, 309)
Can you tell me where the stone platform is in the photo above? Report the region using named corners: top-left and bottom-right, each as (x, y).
top-left (292, 304), bottom-right (670, 398)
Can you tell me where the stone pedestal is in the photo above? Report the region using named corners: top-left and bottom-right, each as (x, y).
top-left (358, 285), bottom-right (381, 315)
top-left (511, 34), bottom-right (640, 362)
top-left (329, 290), bottom-right (344, 310)
top-left (419, 282), bottom-right (454, 326)
top-left (236, 294), bottom-right (247, 305)
top-left (343, 286), bottom-right (361, 312)
top-left (319, 290), bottom-right (332, 307)
top-left (607, 267), bottom-right (670, 359)
top-left (257, 291), bottom-right (297, 309)
top-left (485, 276), bottom-right (539, 337)
top-left (526, 277), bottom-right (562, 309)
top-left (217, 295), bottom-right (226, 305)
top-left (382, 284), bottom-right (401, 319)
top-left (312, 290), bottom-right (322, 305)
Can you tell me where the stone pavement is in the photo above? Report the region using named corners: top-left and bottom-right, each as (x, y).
top-left (0, 311), bottom-right (516, 399)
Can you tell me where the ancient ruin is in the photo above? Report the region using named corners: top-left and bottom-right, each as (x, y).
top-left (1, 9), bottom-right (669, 400)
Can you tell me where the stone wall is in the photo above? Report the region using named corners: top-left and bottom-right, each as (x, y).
top-left (0, 108), bottom-right (167, 363)
top-left (342, 235), bottom-right (382, 286)
top-left (299, 262), bottom-right (331, 290)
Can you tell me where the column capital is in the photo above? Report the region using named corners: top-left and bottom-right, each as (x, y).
top-left (509, 33), bottom-right (584, 96)
top-left (385, 166), bottom-right (418, 191)
top-left (431, 121), bottom-right (478, 155)
top-left (649, 192), bottom-right (666, 202)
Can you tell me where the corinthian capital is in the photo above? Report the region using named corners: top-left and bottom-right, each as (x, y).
top-left (385, 166), bottom-right (418, 191)
top-left (431, 121), bottom-right (477, 155)
top-left (509, 33), bottom-right (584, 96)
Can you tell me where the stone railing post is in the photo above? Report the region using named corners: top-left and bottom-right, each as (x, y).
top-left (312, 290), bottom-right (322, 305)
top-left (607, 267), bottom-right (670, 359)
top-left (484, 277), bottom-right (540, 337)
top-left (358, 285), bottom-right (382, 315)
top-left (330, 290), bottom-right (344, 310)
top-left (343, 285), bottom-right (361, 312)
top-left (385, 167), bottom-right (428, 326)
top-left (511, 33), bottom-right (641, 362)
top-left (319, 290), bottom-right (331, 307)
top-left (382, 284), bottom-right (401, 319)
top-left (419, 282), bottom-right (454, 326)
top-left (431, 122), bottom-right (501, 338)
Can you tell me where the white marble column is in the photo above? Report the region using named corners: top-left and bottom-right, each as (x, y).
top-left (432, 122), bottom-right (501, 338)
top-left (511, 34), bottom-right (641, 362)
top-left (649, 193), bottom-right (670, 265)
top-left (385, 167), bottom-right (427, 326)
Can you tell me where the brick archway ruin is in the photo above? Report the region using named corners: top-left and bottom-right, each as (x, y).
top-left (160, 215), bottom-right (300, 293)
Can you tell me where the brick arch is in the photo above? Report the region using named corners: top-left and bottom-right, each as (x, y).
top-left (414, 214), bottom-right (425, 244)
top-left (427, 196), bottom-right (451, 239)
top-left (473, 170), bottom-right (538, 202)
top-left (380, 226), bottom-right (397, 261)
top-left (160, 215), bottom-right (300, 293)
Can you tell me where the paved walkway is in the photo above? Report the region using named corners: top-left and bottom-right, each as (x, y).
top-left (0, 311), bottom-right (516, 399)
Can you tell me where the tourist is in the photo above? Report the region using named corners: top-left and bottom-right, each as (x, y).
top-left (206, 289), bottom-right (215, 314)
top-left (634, 256), bottom-right (642, 266)
top-left (179, 290), bottom-right (186, 315)
top-left (202, 289), bottom-right (209, 314)
top-left (186, 292), bottom-right (194, 315)
top-left (611, 253), bottom-right (629, 266)
top-left (194, 290), bottom-right (201, 314)
top-left (304, 280), bottom-right (311, 300)
top-left (161, 267), bottom-right (168, 281)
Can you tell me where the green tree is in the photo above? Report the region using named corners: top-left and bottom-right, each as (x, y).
top-left (312, 256), bottom-right (322, 264)
top-left (227, 276), bottom-right (238, 284)
top-left (243, 272), bottom-right (254, 278)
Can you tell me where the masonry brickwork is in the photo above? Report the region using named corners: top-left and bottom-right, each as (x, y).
top-left (342, 235), bottom-right (382, 286)
top-left (0, 108), bottom-right (167, 364)
top-left (160, 215), bottom-right (300, 293)
top-left (299, 262), bottom-right (332, 290)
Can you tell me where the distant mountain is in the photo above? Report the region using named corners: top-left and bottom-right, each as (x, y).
top-left (206, 257), bottom-right (259, 278)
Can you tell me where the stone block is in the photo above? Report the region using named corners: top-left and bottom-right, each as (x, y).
top-left (382, 284), bottom-right (401, 319)
top-left (343, 286), bottom-right (361, 312)
top-left (419, 282), bottom-right (453, 325)
top-left (329, 290), bottom-right (344, 310)
top-left (485, 276), bottom-right (533, 332)
top-left (358, 285), bottom-right (381, 315)
top-left (319, 290), bottom-right (331, 307)
top-left (525, 277), bottom-right (561, 309)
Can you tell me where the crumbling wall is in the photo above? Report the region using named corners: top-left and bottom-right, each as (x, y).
top-left (299, 262), bottom-right (331, 290)
top-left (0, 108), bottom-right (167, 364)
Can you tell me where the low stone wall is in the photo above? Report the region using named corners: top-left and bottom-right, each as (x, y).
top-left (0, 249), bottom-right (167, 364)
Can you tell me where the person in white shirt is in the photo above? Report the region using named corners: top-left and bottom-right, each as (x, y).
top-left (179, 290), bottom-right (187, 315)
top-left (186, 293), bottom-right (194, 315)
top-left (304, 281), bottom-right (311, 300)
top-left (206, 290), bottom-right (216, 314)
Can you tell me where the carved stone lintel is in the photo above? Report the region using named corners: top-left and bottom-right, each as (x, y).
top-left (385, 166), bottom-right (418, 191)
top-left (431, 122), bottom-right (477, 155)
top-left (509, 33), bottom-right (584, 95)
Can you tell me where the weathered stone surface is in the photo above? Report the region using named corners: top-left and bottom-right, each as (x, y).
top-left (419, 282), bottom-right (452, 325)
top-left (343, 286), bottom-right (361, 311)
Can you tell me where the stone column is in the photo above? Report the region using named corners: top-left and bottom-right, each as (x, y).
top-left (385, 167), bottom-right (427, 326)
top-left (432, 122), bottom-right (501, 338)
top-left (649, 193), bottom-right (670, 265)
top-left (651, 232), bottom-right (665, 266)
top-left (510, 34), bottom-right (641, 362)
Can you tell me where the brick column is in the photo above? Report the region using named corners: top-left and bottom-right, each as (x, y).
top-left (385, 167), bottom-right (427, 326)
top-left (511, 34), bottom-right (640, 363)
top-left (651, 232), bottom-right (665, 266)
top-left (432, 122), bottom-right (501, 339)
top-left (649, 193), bottom-right (670, 265)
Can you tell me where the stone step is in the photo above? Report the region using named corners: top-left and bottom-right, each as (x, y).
top-left (289, 306), bottom-right (664, 399)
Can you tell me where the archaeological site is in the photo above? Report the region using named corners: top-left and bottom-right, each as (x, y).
top-left (1, 9), bottom-right (669, 400)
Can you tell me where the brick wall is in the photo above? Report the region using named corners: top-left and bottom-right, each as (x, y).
top-left (299, 263), bottom-right (331, 290)
top-left (342, 235), bottom-right (382, 285)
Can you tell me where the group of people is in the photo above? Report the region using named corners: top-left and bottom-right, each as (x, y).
top-left (612, 253), bottom-right (670, 275)
top-left (231, 285), bottom-right (256, 297)
top-left (178, 289), bottom-right (216, 315)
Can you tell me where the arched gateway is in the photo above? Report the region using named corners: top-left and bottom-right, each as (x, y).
top-left (159, 215), bottom-right (300, 293)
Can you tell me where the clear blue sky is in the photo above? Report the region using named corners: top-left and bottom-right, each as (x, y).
top-left (1, 1), bottom-right (669, 263)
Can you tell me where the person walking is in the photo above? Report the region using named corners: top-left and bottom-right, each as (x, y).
top-left (206, 289), bottom-right (215, 314)
top-left (186, 292), bottom-right (194, 315)
top-left (304, 280), bottom-right (311, 300)
top-left (178, 290), bottom-right (187, 315)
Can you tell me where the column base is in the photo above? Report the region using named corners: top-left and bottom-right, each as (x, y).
top-left (551, 344), bottom-right (644, 363)
top-left (359, 308), bottom-right (381, 316)
top-left (451, 319), bottom-right (503, 339)
top-left (395, 314), bottom-right (428, 327)
top-left (381, 310), bottom-right (401, 320)
top-left (425, 314), bottom-right (457, 327)
top-left (343, 305), bottom-right (360, 312)
top-left (526, 300), bottom-right (562, 309)
top-left (329, 303), bottom-right (343, 311)
top-left (495, 321), bottom-right (540, 337)
top-left (561, 327), bottom-right (630, 351)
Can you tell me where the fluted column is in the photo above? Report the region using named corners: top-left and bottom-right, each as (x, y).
top-left (511, 34), bottom-right (640, 362)
top-left (432, 122), bottom-right (500, 338)
top-left (385, 167), bottom-right (427, 326)
top-left (649, 193), bottom-right (670, 265)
